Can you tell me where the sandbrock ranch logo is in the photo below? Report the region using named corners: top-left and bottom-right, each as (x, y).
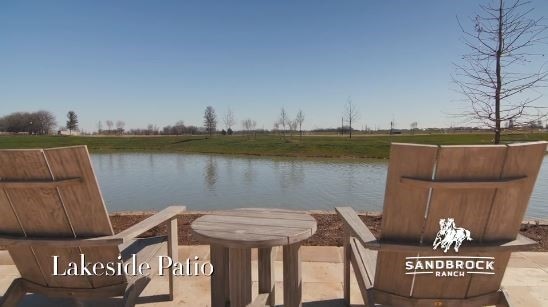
top-left (405, 218), bottom-right (496, 277)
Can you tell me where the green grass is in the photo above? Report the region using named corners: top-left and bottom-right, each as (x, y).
top-left (1, 133), bottom-right (547, 159)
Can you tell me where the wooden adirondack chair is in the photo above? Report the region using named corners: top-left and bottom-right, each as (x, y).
top-left (0, 146), bottom-right (186, 306)
top-left (336, 141), bottom-right (547, 306)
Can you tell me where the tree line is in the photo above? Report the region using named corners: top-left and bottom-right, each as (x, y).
top-left (0, 110), bottom-right (81, 135)
top-left (0, 111), bottom-right (56, 134)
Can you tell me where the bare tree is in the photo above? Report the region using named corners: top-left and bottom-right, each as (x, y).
top-left (223, 107), bottom-right (236, 131)
top-left (174, 120), bottom-right (185, 135)
top-left (97, 121), bottom-right (103, 134)
top-left (203, 106), bottom-right (217, 136)
top-left (454, 0), bottom-right (548, 144)
top-left (242, 118), bottom-right (257, 138)
top-left (344, 98), bottom-right (359, 139)
top-left (288, 119), bottom-right (298, 136)
top-left (410, 121), bottom-right (418, 135)
top-left (34, 110), bottom-right (56, 135)
top-left (251, 120), bottom-right (257, 137)
top-left (278, 107), bottom-right (288, 138)
top-left (296, 110), bottom-right (305, 138)
top-left (273, 122), bottom-right (280, 135)
top-left (106, 120), bottom-right (113, 132)
top-left (66, 111), bottom-right (78, 135)
top-left (116, 120), bottom-right (125, 134)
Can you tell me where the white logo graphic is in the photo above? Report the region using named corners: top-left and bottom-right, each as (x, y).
top-left (404, 218), bottom-right (494, 277)
top-left (433, 218), bottom-right (472, 253)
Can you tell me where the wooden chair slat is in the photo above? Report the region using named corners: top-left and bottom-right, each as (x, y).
top-left (350, 238), bottom-right (373, 305)
top-left (400, 175), bottom-right (527, 189)
top-left (375, 143), bottom-right (438, 296)
top-left (44, 147), bottom-right (125, 289)
top-left (0, 178), bottom-right (82, 189)
top-left (468, 142), bottom-right (547, 297)
top-left (43, 147), bottom-right (114, 236)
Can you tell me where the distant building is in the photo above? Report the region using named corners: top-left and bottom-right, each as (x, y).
top-left (58, 129), bottom-right (81, 136)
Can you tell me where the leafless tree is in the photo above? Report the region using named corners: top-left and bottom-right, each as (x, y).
top-left (296, 110), bottom-right (305, 138)
top-left (454, 0), bottom-right (548, 143)
top-left (34, 110), bottom-right (56, 134)
top-left (278, 107), bottom-right (289, 138)
top-left (106, 120), bottom-right (113, 132)
top-left (273, 122), bottom-right (280, 135)
top-left (242, 118), bottom-right (257, 138)
top-left (146, 124), bottom-right (159, 135)
top-left (288, 119), bottom-right (298, 136)
top-left (410, 121), bottom-right (418, 135)
top-left (223, 107), bottom-right (236, 131)
top-left (97, 121), bottom-right (103, 133)
top-left (203, 106), bottom-right (217, 136)
top-left (173, 120), bottom-right (185, 135)
top-left (116, 120), bottom-right (125, 134)
top-left (344, 98), bottom-right (359, 139)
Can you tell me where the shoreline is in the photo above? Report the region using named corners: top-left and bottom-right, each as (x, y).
top-left (2, 134), bottom-right (547, 160)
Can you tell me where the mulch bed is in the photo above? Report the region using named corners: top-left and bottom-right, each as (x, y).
top-left (110, 213), bottom-right (548, 251)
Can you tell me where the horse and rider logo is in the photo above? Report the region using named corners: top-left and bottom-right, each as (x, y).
top-left (433, 218), bottom-right (472, 253)
top-left (405, 218), bottom-right (493, 277)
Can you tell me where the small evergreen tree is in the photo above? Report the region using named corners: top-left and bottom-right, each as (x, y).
top-left (66, 111), bottom-right (78, 135)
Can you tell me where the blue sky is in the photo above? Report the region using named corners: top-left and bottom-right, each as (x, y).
top-left (1, 0), bottom-right (547, 132)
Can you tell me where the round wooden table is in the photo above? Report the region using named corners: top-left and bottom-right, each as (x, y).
top-left (191, 208), bottom-right (317, 307)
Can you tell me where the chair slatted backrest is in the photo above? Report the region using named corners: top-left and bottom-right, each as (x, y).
top-left (376, 142), bottom-right (546, 299)
top-left (0, 146), bottom-right (126, 289)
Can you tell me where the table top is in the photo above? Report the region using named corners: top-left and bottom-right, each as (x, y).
top-left (191, 208), bottom-right (317, 248)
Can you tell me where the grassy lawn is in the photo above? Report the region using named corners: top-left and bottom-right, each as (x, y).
top-left (1, 133), bottom-right (547, 159)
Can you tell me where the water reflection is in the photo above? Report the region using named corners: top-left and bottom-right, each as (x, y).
top-left (204, 156), bottom-right (217, 189)
top-left (175, 155), bottom-right (185, 172)
top-left (279, 161), bottom-right (305, 189)
top-left (90, 153), bottom-right (548, 218)
top-left (243, 159), bottom-right (256, 185)
top-left (148, 154), bottom-right (155, 169)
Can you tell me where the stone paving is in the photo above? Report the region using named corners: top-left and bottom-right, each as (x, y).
top-left (1, 246), bottom-right (548, 306)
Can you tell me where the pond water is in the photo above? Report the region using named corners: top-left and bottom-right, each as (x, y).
top-left (91, 153), bottom-right (548, 219)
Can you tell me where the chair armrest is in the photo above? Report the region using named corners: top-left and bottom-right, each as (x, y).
top-left (336, 207), bottom-right (379, 249)
top-left (114, 206), bottom-right (186, 243)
